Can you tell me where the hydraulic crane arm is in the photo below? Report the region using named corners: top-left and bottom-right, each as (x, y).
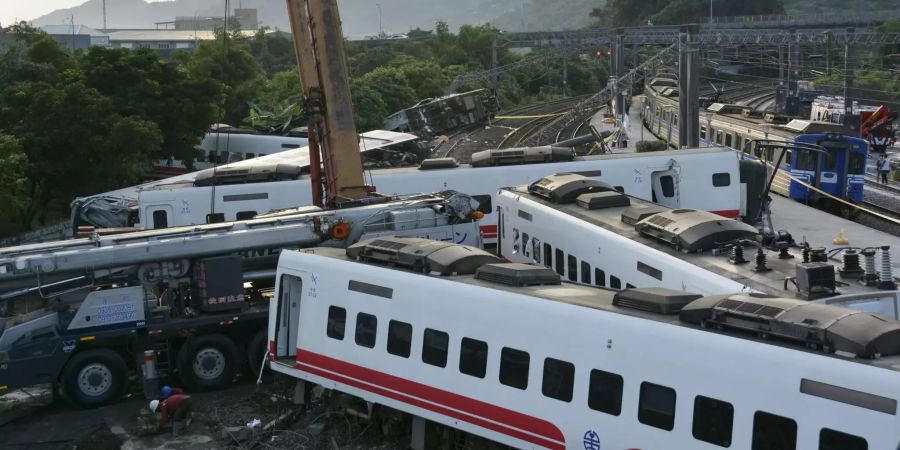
top-left (286, 0), bottom-right (368, 207)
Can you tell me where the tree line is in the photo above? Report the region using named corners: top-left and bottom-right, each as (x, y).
top-left (0, 22), bottom-right (608, 237)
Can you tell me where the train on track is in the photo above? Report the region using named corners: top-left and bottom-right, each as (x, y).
top-left (268, 237), bottom-right (900, 450)
top-left (643, 78), bottom-right (868, 215)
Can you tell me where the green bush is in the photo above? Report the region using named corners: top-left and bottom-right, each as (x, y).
top-left (636, 140), bottom-right (669, 153)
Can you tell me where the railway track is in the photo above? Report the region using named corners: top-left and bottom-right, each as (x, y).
top-left (437, 95), bottom-right (591, 162)
top-left (495, 95), bottom-right (593, 149)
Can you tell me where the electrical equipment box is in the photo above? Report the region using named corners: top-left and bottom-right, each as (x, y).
top-left (193, 255), bottom-right (246, 312)
top-left (796, 262), bottom-right (836, 299)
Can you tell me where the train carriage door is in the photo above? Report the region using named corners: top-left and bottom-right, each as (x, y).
top-left (817, 139), bottom-right (848, 198)
top-left (651, 168), bottom-right (680, 209)
top-left (274, 274), bottom-right (303, 358)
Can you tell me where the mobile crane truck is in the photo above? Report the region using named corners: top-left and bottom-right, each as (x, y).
top-left (0, 0), bottom-right (485, 407)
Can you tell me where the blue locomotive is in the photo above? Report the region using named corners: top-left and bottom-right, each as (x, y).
top-left (788, 133), bottom-right (867, 207)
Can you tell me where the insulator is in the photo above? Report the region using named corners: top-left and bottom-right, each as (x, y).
top-left (811, 247), bottom-right (827, 263)
top-left (754, 248), bottom-right (770, 272)
top-left (880, 246), bottom-right (897, 290)
top-left (730, 244), bottom-right (747, 264)
top-left (802, 246), bottom-right (810, 263)
top-left (861, 249), bottom-right (878, 285)
top-left (839, 249), bottom-right (864, 277)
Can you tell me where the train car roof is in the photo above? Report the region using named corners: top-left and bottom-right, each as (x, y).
top-left (136, 147), bottom-right (736, 193)
top-left (501, 184), bottom-right (892, 300)
top-left (292, 244), bottom-right (900, 372)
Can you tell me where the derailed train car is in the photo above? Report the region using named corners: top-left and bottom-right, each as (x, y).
top-left (384, 89), bottom-right (500, 137)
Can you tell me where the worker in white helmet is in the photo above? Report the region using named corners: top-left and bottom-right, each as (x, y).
top-left (149, 391), bottom-right (193, 435)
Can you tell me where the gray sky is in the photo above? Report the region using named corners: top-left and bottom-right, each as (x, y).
top-left (0, 0), bottom-right (163, 27)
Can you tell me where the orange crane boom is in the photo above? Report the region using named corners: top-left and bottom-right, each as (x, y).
top-left (285, 0), bottom-right (368, 207)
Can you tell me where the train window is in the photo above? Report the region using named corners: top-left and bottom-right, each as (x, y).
top-left (712, 173), bottom-right (730, 187)
top-left (422, 328), bottom-right (449, 367)
top-left (354, 313), bottom-right (377, 349)
top-left (499, 347), bottom-right (530, 390)
top-left (819, 428), bottom-right (867, 450)
top-left (639, 382), bottom-right (676, 431)
top-left (594, 269), bottom-right (606, 287)
top-left (725, 133), bottom-right (733, 148)
top-left (543, 243), bottom-right (552, 268)
top-left (326, 306), bottom-right (346, 340)
top-left (637, 261), bottom-right (663, 280)
top-left (555, 249), bottom-right (564, 276)
top-left (717, 131), bottom-right (724, 145)
top-left (245, 153), bottom-right (255, 159)
top-left (659, 175), bottom-right (675, 198)
top-left (626, 283), bottom-right (636, 288)
top-left (796, 150), bottom-right (817, 171)
top-left (235, 211), bottom-right (257, 221)
top-left (207, 151), bottom-right (217, 163)
top-left (459, 337), bottom-right (488, 378)
top-left (387, 320), bottom-right (412, 358)
top-left (610, 276), bottom-right (621, 289)
top-left (581, 261), bottom-right (591, 284)
top-left (849, 153), bottom-right (865, 174)
top-left (542, 358), bottom-right (575, 402)
top-left (752, 411), bottom-right (797, 450)
top-left (567, 255), bottom-right (577, 282)
top-left (693, 395), bottom-right (734, 447)
top-left (206, 213), bottom-right (225, 224)
top-left (735, 135), bottom-right (742, 150)
top-left (700, 127), bottom-right (707, 139)
top-left (588, 369), bottom-right (623, 416)
top-left (152, 210), bottom-right (168, 229)
top-left (472, 194), bottom-right (493, 214)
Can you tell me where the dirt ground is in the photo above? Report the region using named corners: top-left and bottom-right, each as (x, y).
top-left (0, 377), bottom-right (410, 450)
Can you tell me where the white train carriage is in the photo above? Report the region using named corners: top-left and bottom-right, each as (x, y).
top-left (497, 173), bottom-right (899, 307)
top-left (138, 147), bottom-right (747, 244)
top-left (268, 237), bottom-right (900, 450)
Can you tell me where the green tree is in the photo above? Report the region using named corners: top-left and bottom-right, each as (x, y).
top-left (0, 133), bottom-right (31, 235)
top-left (0, 26), bottom-right (163, 229)
top-left (80, 47), bottom-right (222, 167)
top-left (248, 29), bottom-right (297, 75)
top-left (182, 32), bottom-right (265, 125)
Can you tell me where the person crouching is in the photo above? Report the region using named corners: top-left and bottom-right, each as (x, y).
top-left (149, 393), bottom-right (194, 436)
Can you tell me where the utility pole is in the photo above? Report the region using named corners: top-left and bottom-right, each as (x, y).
top-left (614, 29), bottom-right (625, 146)
top-left (844, 28), bottom-right (856, 132)
top-left (561, 54), bottom-right (568, 96)
top-left (709, 0), bottom-right (713, 25)
top-left (102, 0), bottom-right (107, 30)
top-left (490, 35), bottom-right (499, 95)
top-left (825, 30), bottom-right (833, 76)
top-left (678, 24), bottom-right (700, 149)
top-left (786, 28), bottom-right (800, 116)
top-left (377, 3), bottom-right (384, 36)
top-left (777, 45), bottom-right (785, 113)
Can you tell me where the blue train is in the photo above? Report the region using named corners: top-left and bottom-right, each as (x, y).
top-left (642, 81), bottom-right (869, 216)
top-left (788, 133), bottom-right (868, 206)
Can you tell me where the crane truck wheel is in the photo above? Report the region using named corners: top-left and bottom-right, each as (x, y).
top-left (61, 349), bottom-right (127, 408)
top-left (247, 329), bottom-right (273, 384)
top-left (177, 334), bottom-right (238, 391)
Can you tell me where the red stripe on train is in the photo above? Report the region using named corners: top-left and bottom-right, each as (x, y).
top-left (710, 209), bottom-right (740, 218)
top-left (295, 349), bottom-right (565, 449)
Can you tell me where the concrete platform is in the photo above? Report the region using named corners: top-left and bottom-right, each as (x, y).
top-left (769, 194), bottom-right (900, 274)
top-left (589, 95), bottom-right (656, 153)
